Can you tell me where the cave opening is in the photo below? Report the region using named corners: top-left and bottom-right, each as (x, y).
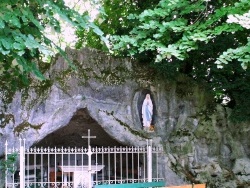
top-left (34, 108), bottom-right (124, 148)
top-left (7, 108), bottom-right (165, 187)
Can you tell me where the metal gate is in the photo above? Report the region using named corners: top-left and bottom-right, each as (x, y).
top-left (5, 139), bottom-right (164, 188)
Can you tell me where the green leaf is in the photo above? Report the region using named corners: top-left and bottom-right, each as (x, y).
top-left (30, 62), bottom-right (45, 81)
top-left (92, 25), bottom-right (104, 36)
top-left (38, 45), bottom-right (53, 56)
top-left (17, 50), bottom-right (25, 56)
top-left (13, 42), bottom-right (25, 50)
top-left (10, 15), bottom-right (21, 28)
top-left (24, 35), bottom-right (39, 49)
top-left (1, 38), bottom-right (12, 50)
top-left (127, 14), bottom-right (136, 19)
top-left (21, 15), bottom-right (28, 23)
top-left (0, 19), bottom-right (5, 28)
top-left (0, 47), bottom-right (10, 55)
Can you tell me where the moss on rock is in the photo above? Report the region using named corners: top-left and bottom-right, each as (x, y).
top-left (14, 121), bottom-right (44, 136)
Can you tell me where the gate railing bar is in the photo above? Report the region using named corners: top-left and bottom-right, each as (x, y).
top-left (5, 141), bottom-right (7, 188)
top-left (147, 139), bottom-right (152, 182)
top-left (20, 138), bottom-right (25, 188)
top-left (119, 146), bottom-right (121, 183)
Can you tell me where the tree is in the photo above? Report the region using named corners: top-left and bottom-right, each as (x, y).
top-left (81, 0), bottom-right (250, 121)
top-left (0, 0), bottom-right (105, 103)
top-left (110, 0), bottom-right (250, 121)
top-left (110, 0), bottom-right (250, 66)
top-left (75, 0), bottom-right (160, 51)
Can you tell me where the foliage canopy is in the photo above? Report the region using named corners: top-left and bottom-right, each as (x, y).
top-left (0, 0), bottom-right (105, 103)
top-left (78, 0), bottom-right (250, 122)
top-left (1, 0), bottom-right (250, 122)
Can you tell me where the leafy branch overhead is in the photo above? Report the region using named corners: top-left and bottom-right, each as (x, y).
top-left (110, 0), bottom-right (250, 69)
top-left (78, 0), bottom-right (250, 122)
top-left (0, 0), bottom-right (105, 98)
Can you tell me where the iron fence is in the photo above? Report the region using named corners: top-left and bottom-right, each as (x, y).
top-left (5, 139), bottom-right (164, 188)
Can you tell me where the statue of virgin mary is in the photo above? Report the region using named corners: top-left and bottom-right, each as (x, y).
top-left (142, 94), bottom-right (153, 128)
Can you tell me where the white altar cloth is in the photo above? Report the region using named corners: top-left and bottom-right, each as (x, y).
top-left (59, 165), bottom-right (105, 188)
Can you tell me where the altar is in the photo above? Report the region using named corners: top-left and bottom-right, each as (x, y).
top-left (59, 165), bottom-right (105, 188)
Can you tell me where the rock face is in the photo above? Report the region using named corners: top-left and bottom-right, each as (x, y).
top-left (1, 48), bottom-right (250, 187)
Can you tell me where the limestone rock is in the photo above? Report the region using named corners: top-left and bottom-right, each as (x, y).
top-left (233, 158), bottom-right (250, 183)
top-left (0, 48), bottom-right (250, 187)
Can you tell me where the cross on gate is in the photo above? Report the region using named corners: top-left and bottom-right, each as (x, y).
top-left (82, 129), bottom-right (96, 147)
top-left (82, 129), bottom-right (97, 188)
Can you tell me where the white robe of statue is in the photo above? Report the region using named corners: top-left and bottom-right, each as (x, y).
top-left (142, 94), bottom-right (153, 127)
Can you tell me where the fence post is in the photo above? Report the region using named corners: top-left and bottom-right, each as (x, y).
top-left (88, 145), bottom-right (92, 188)
top-left (147, 139), bottom-right (152, 182)
top-left (5, 141), bottom-right (8, 188)
top-left (19, 139), bottom-right (25, 188)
